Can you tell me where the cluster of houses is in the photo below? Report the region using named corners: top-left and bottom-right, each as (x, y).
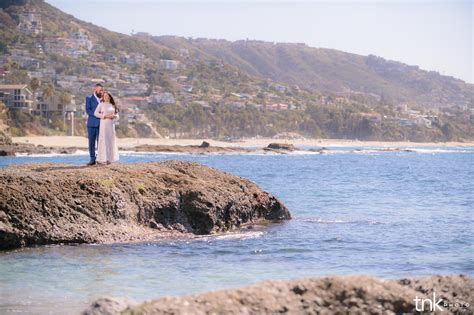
top-left (3, 7), bottom-right (456, 137)
top-left (43, 31), bottom-right (93, 58)
top-left (352, 105), bottom-right (440, 128)
top-left (393, 105), bottom-right (439, 128)
top-left (3, 7), bottom-right (305, 119)
top-left (0, 84), bottom-right (77, 115)
top-left (17, 9), bottom-right (42, 35)
top-left (0, 84), bottom-right (34, 110)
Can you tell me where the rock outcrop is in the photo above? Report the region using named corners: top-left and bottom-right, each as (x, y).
top-left (0, 116), bottom-right (12, 147)
top-left (0, 129), bottom-right (12, 146)
top-left (83, 274), bottom-right (473, 315)
top-left (0, 105), bottom-right (11, 146)
top-left (0, 161), bottom-right (290, 250)
top-left (264, 143), bottom-right (297, 153)
top-left (199, 141), bottom-right (210, 148)
top-left (0, 143), bottom-right (83, 156)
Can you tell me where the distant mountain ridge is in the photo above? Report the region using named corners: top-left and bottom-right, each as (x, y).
top-left (152, 36), bottom-right (473, 109)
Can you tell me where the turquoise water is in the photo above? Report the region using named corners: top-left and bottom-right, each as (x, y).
top-left (0, 147), bottom-right (473, 314)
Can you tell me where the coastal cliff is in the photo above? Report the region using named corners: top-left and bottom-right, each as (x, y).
top-left (0, 161), bottom-right (290, 250)
top-left (0, 114), bottom-right (12, 146)
top-left (84, 274), bottom-right (473, 314)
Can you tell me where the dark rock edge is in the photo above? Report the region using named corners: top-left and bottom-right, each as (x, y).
top-left (0, 161), bottom-right (290, 250)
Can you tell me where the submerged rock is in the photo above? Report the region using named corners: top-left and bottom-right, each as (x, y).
top-left (265, 143), bottom-right (296, 151)
top-left (123, 144), bottom-right (252, 154)
top-left (309, 147), bottom-right (329, 154)
top-left (199, 141), bottom-right (210, 148)
top-left (0, 161), bottom-right (290, 250)
top-left (83, 274), bottom-right (473, 315)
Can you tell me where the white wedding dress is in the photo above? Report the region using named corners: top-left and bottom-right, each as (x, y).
top-left (94, 102), bottom-right (119, 163)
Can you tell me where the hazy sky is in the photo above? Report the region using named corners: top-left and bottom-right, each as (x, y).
top-left (47, 0), bottom-right (473, 83)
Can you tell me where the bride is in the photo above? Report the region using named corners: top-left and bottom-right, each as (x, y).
top-left (94, 92), bottom-right (119, 164)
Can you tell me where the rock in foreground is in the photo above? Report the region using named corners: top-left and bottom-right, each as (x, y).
top-left (84, 274), bottom-right (473, 315)
top-left (0, 161), bottom-right (290, 250)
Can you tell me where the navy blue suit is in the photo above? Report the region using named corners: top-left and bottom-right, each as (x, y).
top-left (86, 94), bottom-right (100, 162)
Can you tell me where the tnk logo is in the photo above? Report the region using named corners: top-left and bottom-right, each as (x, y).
top-left (413, 292), bottom-right (444, 312)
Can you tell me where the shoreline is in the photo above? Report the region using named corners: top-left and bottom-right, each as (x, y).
top-left (12, 136), bottom-right (474, 149)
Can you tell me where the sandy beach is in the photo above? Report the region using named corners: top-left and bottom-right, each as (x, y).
top-left (11, 136), bottom-right (474, 149)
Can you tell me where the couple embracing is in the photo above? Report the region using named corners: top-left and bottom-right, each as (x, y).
top-left (86, 83), bottom-right (119, 166)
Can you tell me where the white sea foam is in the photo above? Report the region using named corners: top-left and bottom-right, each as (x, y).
top-left (352, 151), bottom-right (386, 156)
top-left (350, 147), bottom-right (472, 154)
top-left (291, 150), bottom-right (327, 155)
top-left (119, 150), bottom-right (190, 156)
top-left (405, 148), bottom-right (471, 154)
top-left (301, 218), bottom-right (383, 225)
top-left (10, 147), bottom-right (471, 158)
top-left (197, 230), bottom-right (265, 241)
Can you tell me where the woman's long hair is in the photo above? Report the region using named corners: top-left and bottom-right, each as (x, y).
top-left (107, 92), bottom-right (119, 114)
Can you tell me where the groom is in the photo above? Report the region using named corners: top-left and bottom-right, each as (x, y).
top-left (85, 83), bottom-right (103, 166)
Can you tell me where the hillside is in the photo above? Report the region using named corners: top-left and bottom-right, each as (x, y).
top-left (153, 36), bottom-right (473, 109)
top-left (0, 0), bottom-right (168, 58)
top-left (0, 0), bottom-right (472, 142)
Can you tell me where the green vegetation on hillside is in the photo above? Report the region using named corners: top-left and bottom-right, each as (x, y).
top-left (0, 0), bottom-right (472, 142)
top-left (153, 36), bottom-right (473, 110)
top-left (145, 103), bottom-right (473, 142)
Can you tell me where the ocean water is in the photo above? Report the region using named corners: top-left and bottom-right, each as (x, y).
top-left (0, 146), bottom-right (473, 314)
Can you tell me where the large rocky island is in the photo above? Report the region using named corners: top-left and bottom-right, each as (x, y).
top-left (0, 161), bottom-right (290, 250)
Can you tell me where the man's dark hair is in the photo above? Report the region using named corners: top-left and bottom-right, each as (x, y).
top-left (95, 83), bottom-right (103, 87)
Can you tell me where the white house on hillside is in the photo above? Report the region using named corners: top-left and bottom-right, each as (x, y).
top-left (0, 84), bottom-right (34, 110)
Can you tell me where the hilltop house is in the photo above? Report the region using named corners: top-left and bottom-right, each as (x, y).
top-left (266, 103), bottom-right (289, 111)
top-left (33, 94), bottom-right (78, 117)
top-left (56, 76), bottom-right (80, 90)
top-left (179, 49), bottom-right (189, 57)
top-left (0, 84), bottom-right (34, 110)
top-left (17, 9), bottom-right (42, 35)
top-left (121, 74), bottom-right (144, 84)
top-left (413, 116), bottom-right (433, 128)
top-left (10, 49), bottom-right (40, 69)
top-left (274, 85), bottom-right (286, 93)
top-left (122, 96), bottom-right (149, 110)
top-left (149, 92), bottom-right (176, 106)
top-left (27, 71), bottom-right (43, 79)
top-left (159, 59), bottom-right (180, 70)
top-left (121, 53), bottom-right (146, 66)
top-left (119, 83), bottom-right (148, 96)
top-left (43, 35), bottom-right (90, 58)
top-left (0, 69), bottom-right (9, 82)
top-left (34, 94), bottom-right (60, 115)
top-left (71, 31), bottom-right (93, 51)
top-left (104, 53), bottom-right (118, 62)
top-left (356, 112), bottom-right (382, 123)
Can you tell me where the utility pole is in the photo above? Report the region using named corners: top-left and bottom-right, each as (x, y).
top-left (65, 104), bottom-right (76, 136)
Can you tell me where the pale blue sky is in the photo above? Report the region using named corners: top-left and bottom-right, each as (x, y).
top-left (47, 0), bottom-right (473, 83)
